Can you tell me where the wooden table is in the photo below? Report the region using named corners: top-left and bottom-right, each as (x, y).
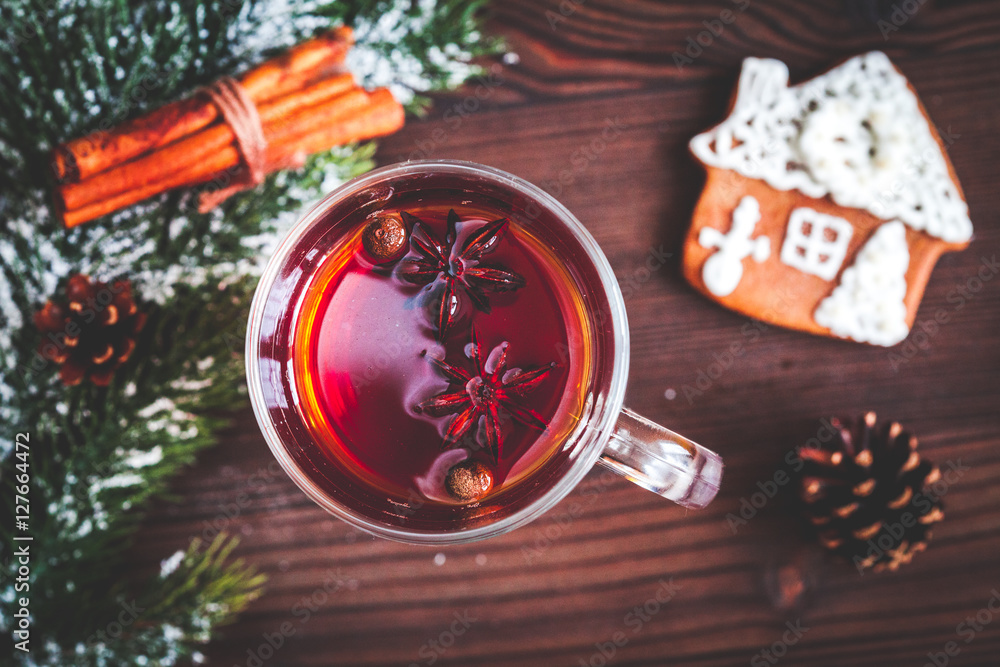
top-left (135, 1), bottom-right (1000, 664)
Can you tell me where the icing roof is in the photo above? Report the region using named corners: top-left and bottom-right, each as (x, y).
top-left (690, 51), bottom-right (972, 244)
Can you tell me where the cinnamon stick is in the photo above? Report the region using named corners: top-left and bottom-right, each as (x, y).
top-left (52, 95), bottom-right (217, 184)
top-left (240, 26), bottom-right (353, 99)
top-left (61, 88), bottom-right (403, 228)
top-left (59, 74), bottom-right (359, 212)
top-left (61, 145), bottom-right (241, 228)
top-left (269, 89), bottom-right (405, 162)
top-left (258, 73), bottom-right (358, 137)
top-left (53, 27), bottom-right (354, 183)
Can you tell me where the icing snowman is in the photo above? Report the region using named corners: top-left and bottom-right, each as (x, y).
top-left (698, 195), bottom-right (771, 297)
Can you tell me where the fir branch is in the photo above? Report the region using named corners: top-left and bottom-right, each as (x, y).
top-left (25, 534), bottom-right (265, 667)
top-left (0, 1), bottom-right (500, 664)
top-left (306, 0), bottom-right (501, 110)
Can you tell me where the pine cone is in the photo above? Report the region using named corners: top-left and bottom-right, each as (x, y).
top-left (33, 274), bottom-right (146, 386)
top-left (797, 412), bottom-right (944, 573)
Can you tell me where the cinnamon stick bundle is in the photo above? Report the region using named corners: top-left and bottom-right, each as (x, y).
top-left (54, 27), bottom-right (406, 228)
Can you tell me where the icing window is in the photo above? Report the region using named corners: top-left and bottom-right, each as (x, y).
top-left (779, 207), bottom-right (853, 280)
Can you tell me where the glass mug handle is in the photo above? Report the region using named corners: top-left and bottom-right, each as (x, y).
top-left (598, 408), bottom-right (723, 509)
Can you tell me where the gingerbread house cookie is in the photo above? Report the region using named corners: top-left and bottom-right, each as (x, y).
top-left (683, 51), bottom-right (972, 347)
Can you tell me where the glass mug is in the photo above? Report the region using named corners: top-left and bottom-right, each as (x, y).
top-left (246, 160), bottom-right (722, 544)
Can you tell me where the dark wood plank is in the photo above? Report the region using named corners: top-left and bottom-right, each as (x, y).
top-left (130, 1), bottom-right (1000, 664)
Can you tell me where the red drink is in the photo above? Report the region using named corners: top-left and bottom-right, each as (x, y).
top-left (252, 165), bottom-right (618, 534)
top-left (294, 196), bottom-right (595, 508)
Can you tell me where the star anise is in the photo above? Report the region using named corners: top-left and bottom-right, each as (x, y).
top-left (415, 329), bottom-right (554, 463)
top-left (397, 209), bottom-right (525, 340)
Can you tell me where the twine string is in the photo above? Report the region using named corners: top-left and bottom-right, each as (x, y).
top-left (197, 76), bottom-right (269, 212)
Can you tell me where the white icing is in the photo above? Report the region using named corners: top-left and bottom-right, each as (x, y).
top-left (690, 52), bottom-right (972, 244)
top-left (814, 220), bottom-right (910, 346)
top-left (780, 207), bottom-right (854, 280)
top-left (699, 195), bottom-right (771, 297)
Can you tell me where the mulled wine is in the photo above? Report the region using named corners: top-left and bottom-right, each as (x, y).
top-left (294, 198), bottom-right (597, 502)
top-left (251, 164), bottom-right (619, 533)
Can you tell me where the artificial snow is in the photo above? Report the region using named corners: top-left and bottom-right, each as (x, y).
top-left (159, 550), bottom-right (185, 578)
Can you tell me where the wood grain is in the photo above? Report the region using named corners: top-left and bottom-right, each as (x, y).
top-left (130, 1), bottom-right (1000, 664)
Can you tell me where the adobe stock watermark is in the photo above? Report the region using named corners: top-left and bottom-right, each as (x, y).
top-left (195, 460), bottom-right (286, 547)
top-left (678, 319), bottom-right (768, 405)
top-left (677, 296), bottom-right (791, 406)
top-left (521, 468), bottom-right (619, 563)
top-left (352, 327), bottom-right (413, 390)
top-left (408, 610), bottom-right (477, 666)
top-left (84, 598), bottom-right (146, 648)
top-left (406, 65), bottom-right (504, 161)
top-left (393, 486), bottom-right (428, 525)
top-left (501, 113), bottom-right (627, 231)
top-left (619, 245), bottom-right (673, 300)
top-left (725, 441), bottom-right (811, 535)
top-left (673, 0), bottom-right (752, 70)
top-left (887, 255), bottom-right (998, 372)
top-left (236, 568), bottom-right (357, 667)
top-left (853, 459), bottom-right (967, 575)
top-left (577, 578), bottom-right (682, 667)
top-left (539, 116), bottom-right (628, 200)
top-left (923, 589), bottom-right (1000, 667)
top-left (876, 0), bottom-right (930, 40)
top-left (546, 0), bottom-right (587, 30)
top-left (749, 619), bottom-right (810, 666)
top-left (679, 275), bottom-right (797, 405)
